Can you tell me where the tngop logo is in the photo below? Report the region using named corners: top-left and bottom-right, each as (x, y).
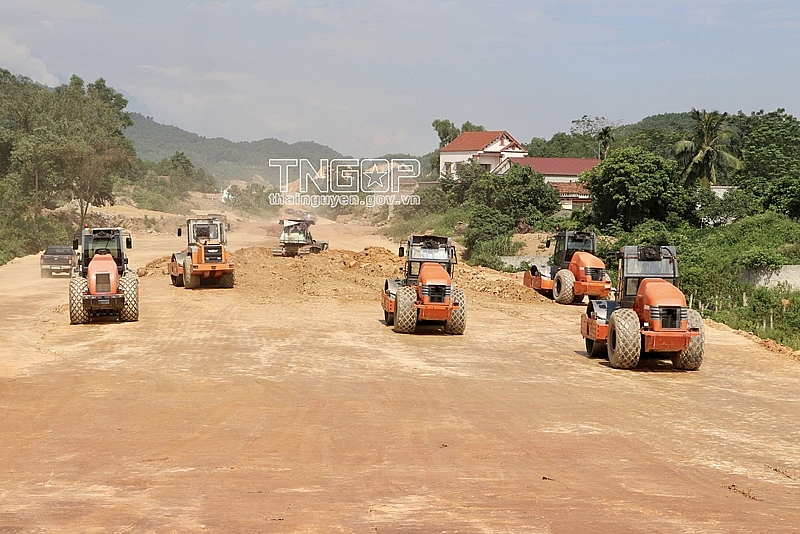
top-left (269, 159), bottom-right (421, 194)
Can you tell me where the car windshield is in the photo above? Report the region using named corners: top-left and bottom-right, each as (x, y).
top-left (624, 257), bottom-right (677, 277)
top-left (567, 237), bottom-right (594, 252)
top-left (86, 237), bottom-right (120, 259)
top-left (193, 223), bottom-right (220, 241)
top-left (409, 246), bottom-right (450, 261)
top-left (46, 246), bottom-right (73, 255)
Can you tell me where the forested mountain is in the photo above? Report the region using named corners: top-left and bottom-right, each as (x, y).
top-left (124, 113), bottom-right (345, 185)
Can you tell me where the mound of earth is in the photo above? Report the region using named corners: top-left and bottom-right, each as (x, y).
top-left (137, 255), bottom-right (171, 277)
top-left (232, 246), bottom-right (550, 308)
top-left (455, 264), bottom-right (551, 304)
top-left (135, 243), bottom-right (552, 308)
top-left (234, 246), bottom-right (402, 304)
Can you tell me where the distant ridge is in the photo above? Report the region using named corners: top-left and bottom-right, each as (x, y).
top-left (124, 113), bottom-right (345, 185)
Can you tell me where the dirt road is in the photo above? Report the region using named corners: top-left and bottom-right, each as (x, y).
top-left (1, 221), bottom-right (799, 533)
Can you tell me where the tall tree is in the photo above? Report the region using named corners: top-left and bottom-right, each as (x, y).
top-left (598, 125), bottom-right (615, 160)
top-left (9, 127), bottom-right (64, 214)
top-left (465, 162), bottom-right (561, 222)
top-left (675, 108), bottom-right (741, 187)
top-left (527, 132), bottom-right (596, 158)
top-left (571, 115), bottom-right (620, 159)
top-left (732, 108), bottom-right (800, 216)
top-left (459, 121), bottom-right (485, 133)
top-left (432, 119), bottom-right (461, 148)
top-left (529, 115), bottom-right (618, 159)
top-left (581, 146), bottom-right (691, 231)
top-left (51, 75), bottom-right (135, 228)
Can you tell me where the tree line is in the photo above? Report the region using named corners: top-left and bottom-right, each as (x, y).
top-left (0, 69), bottom-right (216, 264)
top-left (424, 108), bottom-right (800, 234)
top-left (413, 110), bottom-right (800, 348)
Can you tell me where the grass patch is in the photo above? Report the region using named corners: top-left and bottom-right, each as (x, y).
top-left (380, 206), bottom-right (471, 242)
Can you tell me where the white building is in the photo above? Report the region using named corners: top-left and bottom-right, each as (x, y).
top-left (439, 131), bottom-right (527, 178)
top-left (494, 156), bottom-right (601, 211)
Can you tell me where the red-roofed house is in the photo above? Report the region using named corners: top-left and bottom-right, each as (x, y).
top-left (493, 157), bottom-right (600, 182)
top-left (494, 156), bottom-right (600, 211)
top-left (439, 131), bottom-right (527, 178)
top-left (549, 181), bottom-right (592, 211)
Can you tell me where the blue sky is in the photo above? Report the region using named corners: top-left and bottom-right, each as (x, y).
top-left (2, 0), bottom-right (799, 157)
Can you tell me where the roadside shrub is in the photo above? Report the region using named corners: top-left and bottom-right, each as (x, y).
top-left (393, 187), bottom-right (448, 220)
top-left (463, 205), bottom-right (518, 267)
top-left (737, 248), bottom-right (784, 272)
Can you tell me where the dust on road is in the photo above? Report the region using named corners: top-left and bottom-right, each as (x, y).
top-left (1, 219), bottom-right (799, 533)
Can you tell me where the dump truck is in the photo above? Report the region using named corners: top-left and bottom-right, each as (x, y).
top-left (581, 245), bottom-right (704, 370)
top-left (168, 215), bottom-right (235, 289)
top-left (381, 235), bottom-right (466, 335)
top-left (272, 216), bottom-right (328, 257)
top-left (523, 230), bottom-right (612, 304)
top-left (68, 227), bottom-right (138, 324)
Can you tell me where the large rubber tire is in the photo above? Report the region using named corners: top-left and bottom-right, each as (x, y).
top-left (585, 337), bottom-right (606, 358)
top-left (393, 286), bottom-right (418, 334)
top-left (170, 256), bottom-right (184, 287)
top-left (445, 289), bottom-right (467, 335)
top-left (607, 308), bottom-right (641, 369)
top-left (119, 275), bottom-right (139, 322)
top-left (672, 309), bottom-right (704, 370)
top-left (218, 271), bottom-right (235, 288)
top-left (69, 277), bottom-right (90, 324)
top-left (553, 269), bottom-right (576, 304)
top-left (183, 256), bottom-right (200, 289)
top-left (384, 309), bottom-right (394, 326)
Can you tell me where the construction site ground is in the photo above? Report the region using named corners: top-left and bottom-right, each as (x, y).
top-left (1, 214), bottom-right (800, 533)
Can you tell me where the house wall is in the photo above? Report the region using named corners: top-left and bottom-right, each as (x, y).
top-left (544, 175), bottom-right (578, 183)
top-left (741, 266), bottom-right (800, 290)
top-left (440, 151), bottom-right (524, 178)
top-left (500, 254), bottom-right (551, 270)
top-left (476, 153), bottom-right (500, 170)
top-left (439, 151), bottom-right (473, 176)
top-left (711, 185), bottom-right (734, 199)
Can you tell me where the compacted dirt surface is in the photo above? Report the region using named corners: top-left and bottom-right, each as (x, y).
top-left (1, 217), bottom-right (800, 533)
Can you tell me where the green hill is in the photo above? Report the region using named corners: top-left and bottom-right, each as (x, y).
top-left (124, 113), bottom-right (346, 186)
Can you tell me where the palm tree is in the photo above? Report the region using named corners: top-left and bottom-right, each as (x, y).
top-left (675, 108), bottom-right (741, 187)
top-left (598, 125), bottom-right (614, 160)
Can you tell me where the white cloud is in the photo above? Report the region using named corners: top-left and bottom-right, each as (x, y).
top-left (180, 92), bottom-right (246, 108)
top-left (0, 34), bottom-right (59, 86)
top-left (253, 0), bottom-right (295, 13)
top-left (140, 65), bottom-right (184, 77)
top-left (204, 70), bottom-right (253, 82)
top-left (0, 0), bottom-right (105, 20)
top-left (187, 2), bottom-right (229, 12)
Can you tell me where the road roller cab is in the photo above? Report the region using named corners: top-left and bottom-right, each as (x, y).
top-left (167, 215), bottom-right (236, 289)
top-left (524, 230), bottom-right (612, 304)
top-left (68, 227), bottom-right (138, 324)
top-left (381, 235), bottom-right (466, 334)
top-left (580, 245), bottom-right (704, 370)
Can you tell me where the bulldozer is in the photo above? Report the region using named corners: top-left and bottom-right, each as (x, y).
top-left (523, 230), bottom-right (612, 304)
top-left (68, 227), bottom-right (138, 324)
top-left (381, 235), bottom-right (466, 335)
top-left (272, 216), bottom-right (328, 257)
top-left (168, 215), bottom-right (235, 289)
top-left (581, 245), bottom-right (704, 370)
